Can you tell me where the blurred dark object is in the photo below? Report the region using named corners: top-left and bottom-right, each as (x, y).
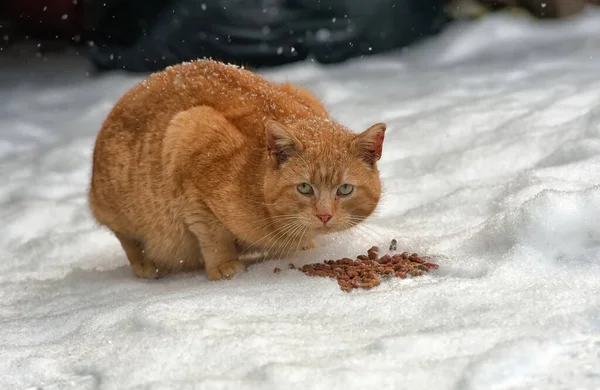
top-left (83, 0), bottom-right (449, 72)
top-left (477, 0), bottom-right (587, 18)
top-left (0, 0), bottom-right (84, 43)
top-left (444, 0), bottom-right (489, 19)
top-left (3, 0), bottom-right (594, 72)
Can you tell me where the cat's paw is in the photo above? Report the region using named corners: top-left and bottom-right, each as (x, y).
top-left (131, 259), bottom-right (168, 279)
top-left (206, 259), bottom-right (247, 280)
top-left (131, 262), bottom-right (168, 279)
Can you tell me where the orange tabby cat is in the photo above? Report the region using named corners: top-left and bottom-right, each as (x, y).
top-left (88, 59), bottom-right (386, 280)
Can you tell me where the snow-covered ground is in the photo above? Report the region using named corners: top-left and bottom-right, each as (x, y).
top-left (2, 8), bottom-right (600, 390)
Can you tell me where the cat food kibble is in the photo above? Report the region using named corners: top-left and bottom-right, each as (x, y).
top-left (280, 239), bottom-right (439, 292)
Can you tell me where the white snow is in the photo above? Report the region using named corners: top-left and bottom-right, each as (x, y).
top-left (2, 8), bottom-right (600, 390)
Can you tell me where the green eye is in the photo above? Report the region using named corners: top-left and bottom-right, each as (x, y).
top-left (297, 183), bottom-right (314, 195)
top-left (337, 184), bottom-right (354, 196)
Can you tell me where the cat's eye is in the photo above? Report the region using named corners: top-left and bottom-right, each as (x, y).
top-left (297, 183), bottom-right (314, 195)
top-left (337, 184), bottom-right (354, 196)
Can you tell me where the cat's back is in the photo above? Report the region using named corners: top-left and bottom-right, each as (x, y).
top-left (91, 59), bottom-right (328, 194)
top-left (99, 60), bottom-right (325, 142)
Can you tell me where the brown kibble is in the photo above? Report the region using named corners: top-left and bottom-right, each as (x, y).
top-left (410, 269), bottom-right (423, 277)
top-left (378, 254), bottom-right (392, 264)
top-left (296, 242), bottom-right (439, 291)
top-left (273, 267), bottom-right (281, 274)
top-left (389, 239), bottom-right (398, 252)
top-left (288, 263), bottom-right (296, 269)
top-left (340, 258), bottom-right (353, 265)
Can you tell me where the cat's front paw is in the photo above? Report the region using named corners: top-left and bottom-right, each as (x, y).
top-left (131, 258), bottom-right (168, 279)
top-left (206, 259), bottom-right (247, 280)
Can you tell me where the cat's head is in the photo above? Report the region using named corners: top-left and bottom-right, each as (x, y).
top-left (262, 117), bottom-right (386, 238)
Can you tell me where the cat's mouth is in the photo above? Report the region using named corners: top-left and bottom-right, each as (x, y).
top-left (316, 225), bottom-right (336, 234)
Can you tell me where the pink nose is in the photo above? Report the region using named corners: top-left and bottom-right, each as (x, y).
top-left (316, 214), bottom-right (333, 224)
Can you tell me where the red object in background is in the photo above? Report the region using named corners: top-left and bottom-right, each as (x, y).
top-left (0, 0), bottom-right (84, 40)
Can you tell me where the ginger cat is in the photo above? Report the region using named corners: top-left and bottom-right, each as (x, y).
top-left (88, 59), bottom-right (386, 280)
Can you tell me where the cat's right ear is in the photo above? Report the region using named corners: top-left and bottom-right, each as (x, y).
top-left (353, 122), bottom-right (386, 166)
top-left (265, 120), bottom-right (301, 165)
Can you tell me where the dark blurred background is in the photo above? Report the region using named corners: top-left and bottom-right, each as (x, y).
top-left (1, 0), bottom-right (598, 73)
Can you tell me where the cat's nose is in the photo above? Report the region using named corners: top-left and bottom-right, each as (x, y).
top-left (316, 214), bottom-right (333, 225)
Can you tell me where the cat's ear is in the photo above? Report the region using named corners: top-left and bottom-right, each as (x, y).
top-left (265, 120), bottom-right (301, 165)
top-left (353, 122), bottom-right (386, 166)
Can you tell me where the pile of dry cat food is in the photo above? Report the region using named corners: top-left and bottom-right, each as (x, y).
top-left (274, 239), bottom-right (439, 292)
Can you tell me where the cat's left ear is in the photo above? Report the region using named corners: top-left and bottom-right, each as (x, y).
top-left (265, 120), bottom-right (302, 165)
top-left (353, 122), bottom-right (386, 166)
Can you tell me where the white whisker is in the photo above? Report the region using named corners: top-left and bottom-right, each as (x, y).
top-left (275, 220), bottom-right (307, 260)
top-left (260, 220), bottom-right (304, 259)
top-left (240, 215), bottom-right (304, 254)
